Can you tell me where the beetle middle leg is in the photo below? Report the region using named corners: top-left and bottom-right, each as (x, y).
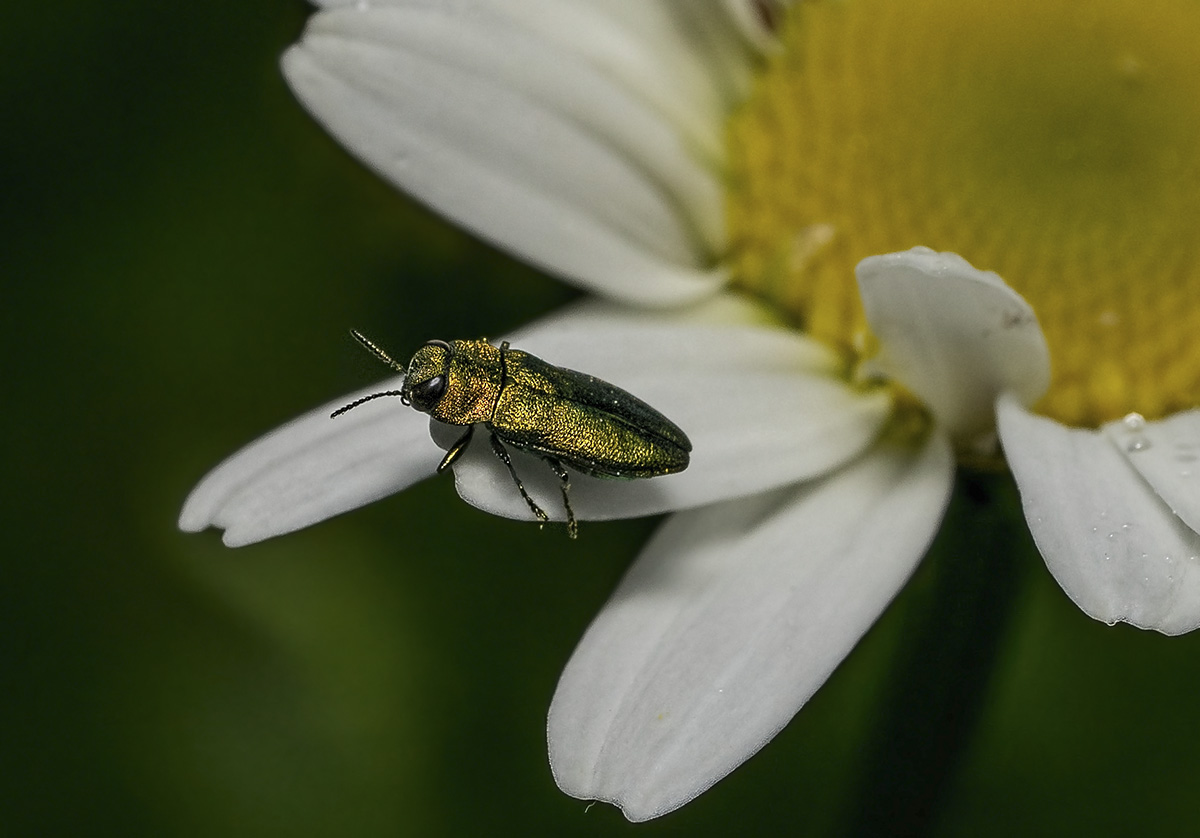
top-left (438, 425), bottom-right (474, 474)
top-left (541, 457), bottom-right (577, 539)
top-left (488, 434), bottom-right (550, 529)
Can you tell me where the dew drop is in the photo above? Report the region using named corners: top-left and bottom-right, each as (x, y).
top-left (1123, 412), bottom-right (1147, 431)
top-left (1126, 437), bottom-right (1151, 453)
top-left (1119, 414), bottom-right (1151, 452)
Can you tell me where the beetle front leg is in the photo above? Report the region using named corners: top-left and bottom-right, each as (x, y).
top-left (488, 434), bottom-right (549, 529)
top-left (542, 457), bottom-right (577, 539)
top-left (438, 425), bottom-right (474, 474)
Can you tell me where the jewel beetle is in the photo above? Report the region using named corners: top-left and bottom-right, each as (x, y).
top-left (332, 330), bottom-right (692, 538)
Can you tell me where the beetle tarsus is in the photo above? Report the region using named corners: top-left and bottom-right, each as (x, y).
top-left (489, 434), bottom-right (549, 527)
top-left (542, 457), bottom-right (577, 539)
top-left (439, 426), bottom-right (474, 474)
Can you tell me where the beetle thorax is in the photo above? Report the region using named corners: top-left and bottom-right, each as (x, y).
top-left (430, 340), bottom-right (503, 426)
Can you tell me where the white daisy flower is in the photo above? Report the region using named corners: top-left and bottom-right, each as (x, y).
top-left (180, 0), bottom-right (1200, 822)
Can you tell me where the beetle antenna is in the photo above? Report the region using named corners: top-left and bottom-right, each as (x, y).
top-left (331, 390), bottom-right (405, 419)
top-left (349, 329), bottom-right (405, 372)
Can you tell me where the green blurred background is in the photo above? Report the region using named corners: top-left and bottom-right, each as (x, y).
top-left (6, 2), bottom-right (1200, 836)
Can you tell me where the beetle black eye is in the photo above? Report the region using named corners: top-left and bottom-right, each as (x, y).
top-left (408, 375), bottom-right (447, 412)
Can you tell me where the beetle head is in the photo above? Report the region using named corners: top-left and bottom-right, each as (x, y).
top-left (401, 340), bottom-right (454, 413)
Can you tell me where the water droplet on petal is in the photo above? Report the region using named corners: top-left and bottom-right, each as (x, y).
top-left (1123, 412), bottom-right (1147, 431)
top-left (1118, 414), bottom-right (1152, 452)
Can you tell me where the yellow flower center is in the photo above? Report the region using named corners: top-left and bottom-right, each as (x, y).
top-left (726, 0), bottom-right (1200, 426)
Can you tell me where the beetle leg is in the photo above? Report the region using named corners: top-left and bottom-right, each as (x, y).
top-left (489, 434), bottom-right (549, 529)
top-left (438, 425), bottom-right (474, 474)
top-left (541, 457), bottom-right (577, 539)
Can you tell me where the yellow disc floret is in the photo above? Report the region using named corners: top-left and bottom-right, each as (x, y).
top-left (727, 0), bottom-right (1200, 426)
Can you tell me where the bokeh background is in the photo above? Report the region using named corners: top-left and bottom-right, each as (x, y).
top-left (7, 2), bottom-right (1200, 836)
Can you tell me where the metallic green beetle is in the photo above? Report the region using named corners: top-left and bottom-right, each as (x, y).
top-left (332, 330), bottom-right (691, 538)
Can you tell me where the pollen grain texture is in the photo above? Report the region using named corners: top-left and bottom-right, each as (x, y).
top-left (726, 0), bottom-right (1200, 426)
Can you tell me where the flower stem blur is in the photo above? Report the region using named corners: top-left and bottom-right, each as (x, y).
top-left (840, 470), bottom-right (1036, 836)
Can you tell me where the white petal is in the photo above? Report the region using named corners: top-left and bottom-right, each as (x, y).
top-left (716, 0), bottom-right (789, 54)
top-left (499, 0), bottom-right (760, 147)
top-left (449, 298), bottom-right (892, 522)
top-left (505, 292), bottom-right (838, 368)
top-left (548, 433), bottom-right (955, 821)
top-left (282, 1), bottom-right (738, 305)
top-left (311, 0), bottom-right (759, 158)
top-left (636, 0), bottom-right (761, 102)
top-left (179, 380), bottom-right (433, 547)
top-left (1104, 410), bottom-right (1200, 535)
top-left (998, 396), bottom-right (1200, 635)
top-left (857, 248), bottom-right (1050, 442)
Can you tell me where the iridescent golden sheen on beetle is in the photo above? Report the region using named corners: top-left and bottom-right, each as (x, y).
top-left (333, 331), bottom-right (691, 538)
